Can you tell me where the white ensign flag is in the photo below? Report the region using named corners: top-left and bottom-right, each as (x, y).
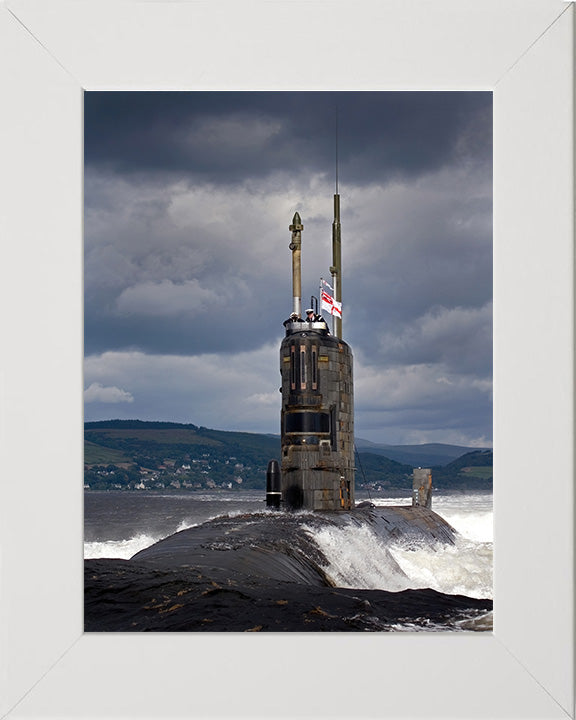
top-left (321, 290), bottom-right (342, 318)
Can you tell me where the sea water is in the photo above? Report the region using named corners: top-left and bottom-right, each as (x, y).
top-left (84, 488), bottom-right (493, 603)
top-left (84, 490), bottom-right (265, 559)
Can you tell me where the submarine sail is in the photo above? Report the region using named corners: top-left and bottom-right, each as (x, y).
top-left (280, 200), bottom-right (354, 511)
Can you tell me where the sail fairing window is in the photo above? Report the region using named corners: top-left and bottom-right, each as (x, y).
top-left (290, 345), bottom-right (296, 390)
top-left (311, 347), bottom-right (318, 390)
top-left (299, 345), bottom-right (307, 390)
top-left (285, 412), bottom-right (330, 434)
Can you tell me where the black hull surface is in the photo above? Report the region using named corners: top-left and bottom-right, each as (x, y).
top-left (129, 504), bottom-right (455, 581)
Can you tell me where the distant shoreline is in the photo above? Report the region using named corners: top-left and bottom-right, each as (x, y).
top-left (84, 419), bottom-right (492, 493)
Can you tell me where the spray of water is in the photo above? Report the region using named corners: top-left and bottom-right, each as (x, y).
top-left (84, 533), bottom-right (161, 559)
top-left (307, 509), bottom-right (493, 600)
top-left (306, 524), bottom-right (413, 592)
top-left (389, 537), bottom-right (493, 599)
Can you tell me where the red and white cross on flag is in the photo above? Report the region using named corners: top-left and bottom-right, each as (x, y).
top-left (321, 289), bottom-right (342, 318)
top-left (321, 289), bottom-right (333, 315)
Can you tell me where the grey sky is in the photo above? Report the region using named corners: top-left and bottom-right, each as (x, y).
top-left (84, 91), bottom-right (492, 446)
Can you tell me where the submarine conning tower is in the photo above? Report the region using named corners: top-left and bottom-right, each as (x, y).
top-left (279, 202), bottom-right (355, 512)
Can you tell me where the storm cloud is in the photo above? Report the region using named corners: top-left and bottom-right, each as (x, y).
top-left (85, 92), bottom-right (491, 185)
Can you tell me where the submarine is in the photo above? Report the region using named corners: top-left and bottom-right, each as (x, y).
top-left (83, 191), bottom-right (489, 632)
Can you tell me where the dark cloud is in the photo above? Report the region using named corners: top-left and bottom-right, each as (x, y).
top-left (85, 91), bottom-right (491, 186)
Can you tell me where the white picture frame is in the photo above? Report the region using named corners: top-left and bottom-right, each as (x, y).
top-left (0, 1), bottom-right (573, 718)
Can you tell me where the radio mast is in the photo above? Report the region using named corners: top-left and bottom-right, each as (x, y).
top-left (330, 109), bottom-right (342, 339)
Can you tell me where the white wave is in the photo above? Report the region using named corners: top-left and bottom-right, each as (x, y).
top-left (389, 536), bottom-right (493, 599)
top-left (307, 522), bottom-right (492, 600)
top-left (369, 493), bottom-right (494, 544)
top-left (437, 509), bottom-right (493, 543)
top-left (429, 494), bottom-right (493, 544)
top-left (307, 524), bottom-right (413, 592)
top-left (84, 533), bottom-right (161, 559)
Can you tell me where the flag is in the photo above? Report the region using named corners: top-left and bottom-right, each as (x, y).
top-left (321, 289), bottom-right (343, 318)
top-left (321, 289), bottom-right (333, 315)
top-left (321, 278), bottom-right (334, 292)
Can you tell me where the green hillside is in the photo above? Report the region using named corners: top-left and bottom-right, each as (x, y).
top-left (84, 420), bottom-right (492, 492)
top-left (84, 441), bottom-right (131, 465)
top-left (352, 449), bottom-right (493, 491)
top-left (84, 420), bottom-right (280, 491)
top-left (430, 450), bottom-right (493, 489)
top-left (353, 452), bottom-right (413, 490)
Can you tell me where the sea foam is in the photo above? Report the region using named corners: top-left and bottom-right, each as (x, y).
top-left (84, 533), bottom-right (161, 560)
top-left (308, 509), bottom-right (493, 600)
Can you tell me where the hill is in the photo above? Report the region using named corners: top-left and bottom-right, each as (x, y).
top-left (84, 420), bottom-right (492, 492)
top-left (354, 438), bottom-right (490, 467)
top-left (430, 450), bottom-right (493, 489)
top-left (84, 420), bottom-right (280, 491)
top-left (352, 449), bottom-right (493, 491)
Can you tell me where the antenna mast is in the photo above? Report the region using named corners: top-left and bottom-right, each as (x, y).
top-left (289, 212), bottom-right (303, 318)
top-left (335, 108), bottom-right (339, 195)
top-left (330, 107), bottom-right (342, 338)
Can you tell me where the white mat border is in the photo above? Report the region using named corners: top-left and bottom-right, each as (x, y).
top-left (0, 1), bottom-right (573, 718)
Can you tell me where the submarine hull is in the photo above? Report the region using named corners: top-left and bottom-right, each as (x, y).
top-left (129, 504), bottom-right (456, 581)
top-left (84, 505), bottom-right (494, 632)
